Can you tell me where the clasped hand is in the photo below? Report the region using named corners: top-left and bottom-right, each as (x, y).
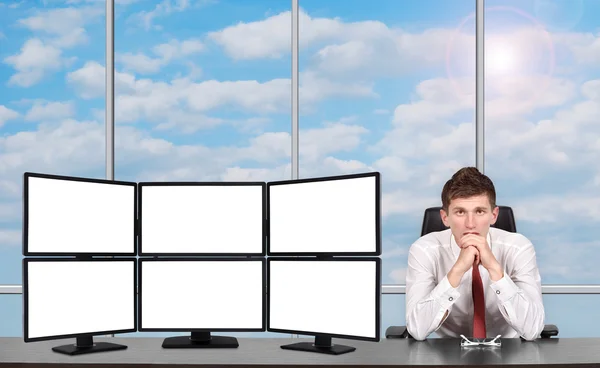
top-left (456, 233), bottom-right (503, 280)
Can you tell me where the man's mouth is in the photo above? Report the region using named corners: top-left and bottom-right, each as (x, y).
top-left (464, 231), bottom-right (479, 235)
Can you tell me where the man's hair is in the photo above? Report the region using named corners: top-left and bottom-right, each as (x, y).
top-left (441, 167), bottom-right (496, 212)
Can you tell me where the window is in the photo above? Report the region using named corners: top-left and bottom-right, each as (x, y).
top-left (0, 1), bottom-right (106, 286)
top-left (484, 0), bottom-right (600, 284)
top-left (298, 0), bottom-right (476, 286)
top-left (113, 0), bottom-right (292, 338)
top-left (113, 0), bottom-right (293, 183)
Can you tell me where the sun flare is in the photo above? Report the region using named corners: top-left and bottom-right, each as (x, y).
top-left (486, 38), bottom-right (519, 75)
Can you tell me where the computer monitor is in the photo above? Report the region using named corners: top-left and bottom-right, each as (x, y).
top-left (267, 258), bottom-right (381, 355)
top-left (22, 172), bottom-right (137, 256)
top-left (23, 258), bottom-right (137, 355)
top-left (267, 172), bottom-right (381, 256)
top-left (138, 258), bottom-right (266, 348)
top-left (138, 182), bottom-right (266, 256)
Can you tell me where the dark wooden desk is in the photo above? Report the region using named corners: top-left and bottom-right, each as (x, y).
top-left (1, 337), bottom-right (599, 367)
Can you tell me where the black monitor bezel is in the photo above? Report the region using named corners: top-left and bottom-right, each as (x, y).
top-left (266, 257), bottom-right (381, 342)
top-left (137, 181), bottom-right (267, 257)
top-left (137, 257), bottom-right (267, 333)
top-left (22, 172), bottom-right (138, 257)
top-left (266, 172), bottom-right (381, 256)
top-left (22, 258), bottom-right (138, 343)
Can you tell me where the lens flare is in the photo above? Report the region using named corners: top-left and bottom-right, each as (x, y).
top-left (446, 6), bottom-right (556, 100)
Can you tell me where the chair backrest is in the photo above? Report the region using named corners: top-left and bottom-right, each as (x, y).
top-left (420, 206), bottom-right (517, 236)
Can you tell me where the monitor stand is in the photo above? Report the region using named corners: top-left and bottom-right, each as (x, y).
top-left (52, 335), bottom-right (127, 356)
top-left (162, 331), bottom-right (239, 348)
top-left (281, 335), bottom-right (355, 355)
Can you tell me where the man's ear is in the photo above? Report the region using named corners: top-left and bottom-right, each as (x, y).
top-left (440, 208), bottom-right (449, 227)
top-left (490, 206), bottom-right (499, 225)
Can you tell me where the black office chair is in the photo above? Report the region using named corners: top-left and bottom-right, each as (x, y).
top-left (386, 205), bottom-right (558, 339)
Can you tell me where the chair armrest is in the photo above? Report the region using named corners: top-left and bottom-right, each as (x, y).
top-left (385, 325), bottom-right (411, 339)
top-left (541, 324), bottom-right (559, 338)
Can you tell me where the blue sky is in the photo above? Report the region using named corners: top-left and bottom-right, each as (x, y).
top-left (1, 0), bottom-right (600, 339)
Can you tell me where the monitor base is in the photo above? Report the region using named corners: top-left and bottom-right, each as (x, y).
top-left (162, 332), bottom-right (239, 348)
top-left (281, 336), bottom-right (355, 355)
top-left (52, 336), bottom-right (127, 356)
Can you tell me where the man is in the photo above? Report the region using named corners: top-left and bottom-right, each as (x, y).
top-left (405, 167), bottom-right (545, 341)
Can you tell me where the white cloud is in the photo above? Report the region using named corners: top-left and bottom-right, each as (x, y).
top-left (3, 5), bottom-right (103, 87)
top-left (117, 53), bottom-right (166, 75)
top-left (311, 28), bottom-right (472, 81)
top-left (66, 62), bottom-right (374, 132)
top-left (66, 0), bottom-right (140, 4)
top-left (127, 0), bottom-right (197, 31)
top-left (534, 237), bottom-right (600, 282)
top-left (372, 156), bottom-right (413, 183)
top-left (298, 118), bottom-right (369, 162)
top-left (382, 247), bottom-right (408, 259)
top-left (299, 71), bottom-right (376, 109)
top-left (209, 9), bottom-right (414, 61)
top-left (0, 106), bottom-right (20, 128)
top-left (207, 7), bottom-right (600, 97)
top-left (208, 7), bottom-right (475, 83)
top-left (17, 6), bottom-right (102, 49)
top-left (221, 164), bottom-right (290, 182)
top-left (388, 268), bottom-right (407, 284)
top-left (370, 68), bottom-right (593, 183)
top-left (118, 38), bottom-right (205, 74)
top-left (0, 111), bottom-right (368, 201)
top-left (3, 39), bottom-right (67, 87)
top-left (0, 119), bottom-right (106, 177)
top-left (485, 76), bottom-right (577, 120)
top-left (18, 6), bottom-right (101, 38)
top-left (291, 156), bottom-right (374, 181)
top-left (25, 101), bottom-right (75, 122)
top-left (0, 230), bottom-right (20, 248)
top-left (553, 31), bottom-right (600, 67)
top-left (392, 77), bottom-right (474, 127)
top-left (320, 156), bottom-right (371, 173)
top-left (66, 61), bottom-right (108, 98)
top-left (154, 114), bottom-right (223, 134)
top-left (208, 11), bottom-right (292, 60)
top-left (0, 202), bottom-right (20, 222)
top-left (154, 38), bottom-right (205, 59)
top-left (6, 1), bottom-right (25, 9)
top-left (381, 186), bottom-right (445, 219)
top-left (512, 195), bottom-right (600, 224)
top-left (484, 78), bottom-right (600, 179)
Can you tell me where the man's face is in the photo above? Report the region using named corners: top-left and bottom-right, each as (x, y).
top-left (440, 194), bottom-right (499, 242)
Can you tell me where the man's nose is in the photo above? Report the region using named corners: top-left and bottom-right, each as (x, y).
top-left (465, 214), bottom-right (475, 228)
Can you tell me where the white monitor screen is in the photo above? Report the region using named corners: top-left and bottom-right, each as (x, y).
top-left (268, 259), bottom-right (379, 339)
top-left (140, 260), bottom-right (264, 330)
top-left (268, 174), bottom-right (379, 254)
top-left (140, 184), bottom-right (265, 255)
top-left (25, 260), bottom-right (136, 341)
top-left (24, 174), bottom-right (136, 255)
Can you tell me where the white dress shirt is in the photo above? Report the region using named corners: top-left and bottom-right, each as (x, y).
top-left (405, 227), bottom-right (545, 341)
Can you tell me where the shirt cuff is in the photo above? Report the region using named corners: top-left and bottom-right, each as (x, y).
top-left (431, 275), bottom-right (461, 308)
top-left (489, 273), bottom-right (519, 303)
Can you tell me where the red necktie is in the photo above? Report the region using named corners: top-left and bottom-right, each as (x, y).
top-left (472, 261), bottom-right (486, 338)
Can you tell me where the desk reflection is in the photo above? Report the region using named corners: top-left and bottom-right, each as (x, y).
top-left (406, 339), bottom-right (446, 365)
top-left (406, 338), bottom-right (544, 365)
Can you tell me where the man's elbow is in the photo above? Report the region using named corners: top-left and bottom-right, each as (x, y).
top-left (520, 311), bottom-right (545, 341)
top-left (520, 327), bottom-right (542, 341)
top-left (406, 321), bottom-right (429, 341)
